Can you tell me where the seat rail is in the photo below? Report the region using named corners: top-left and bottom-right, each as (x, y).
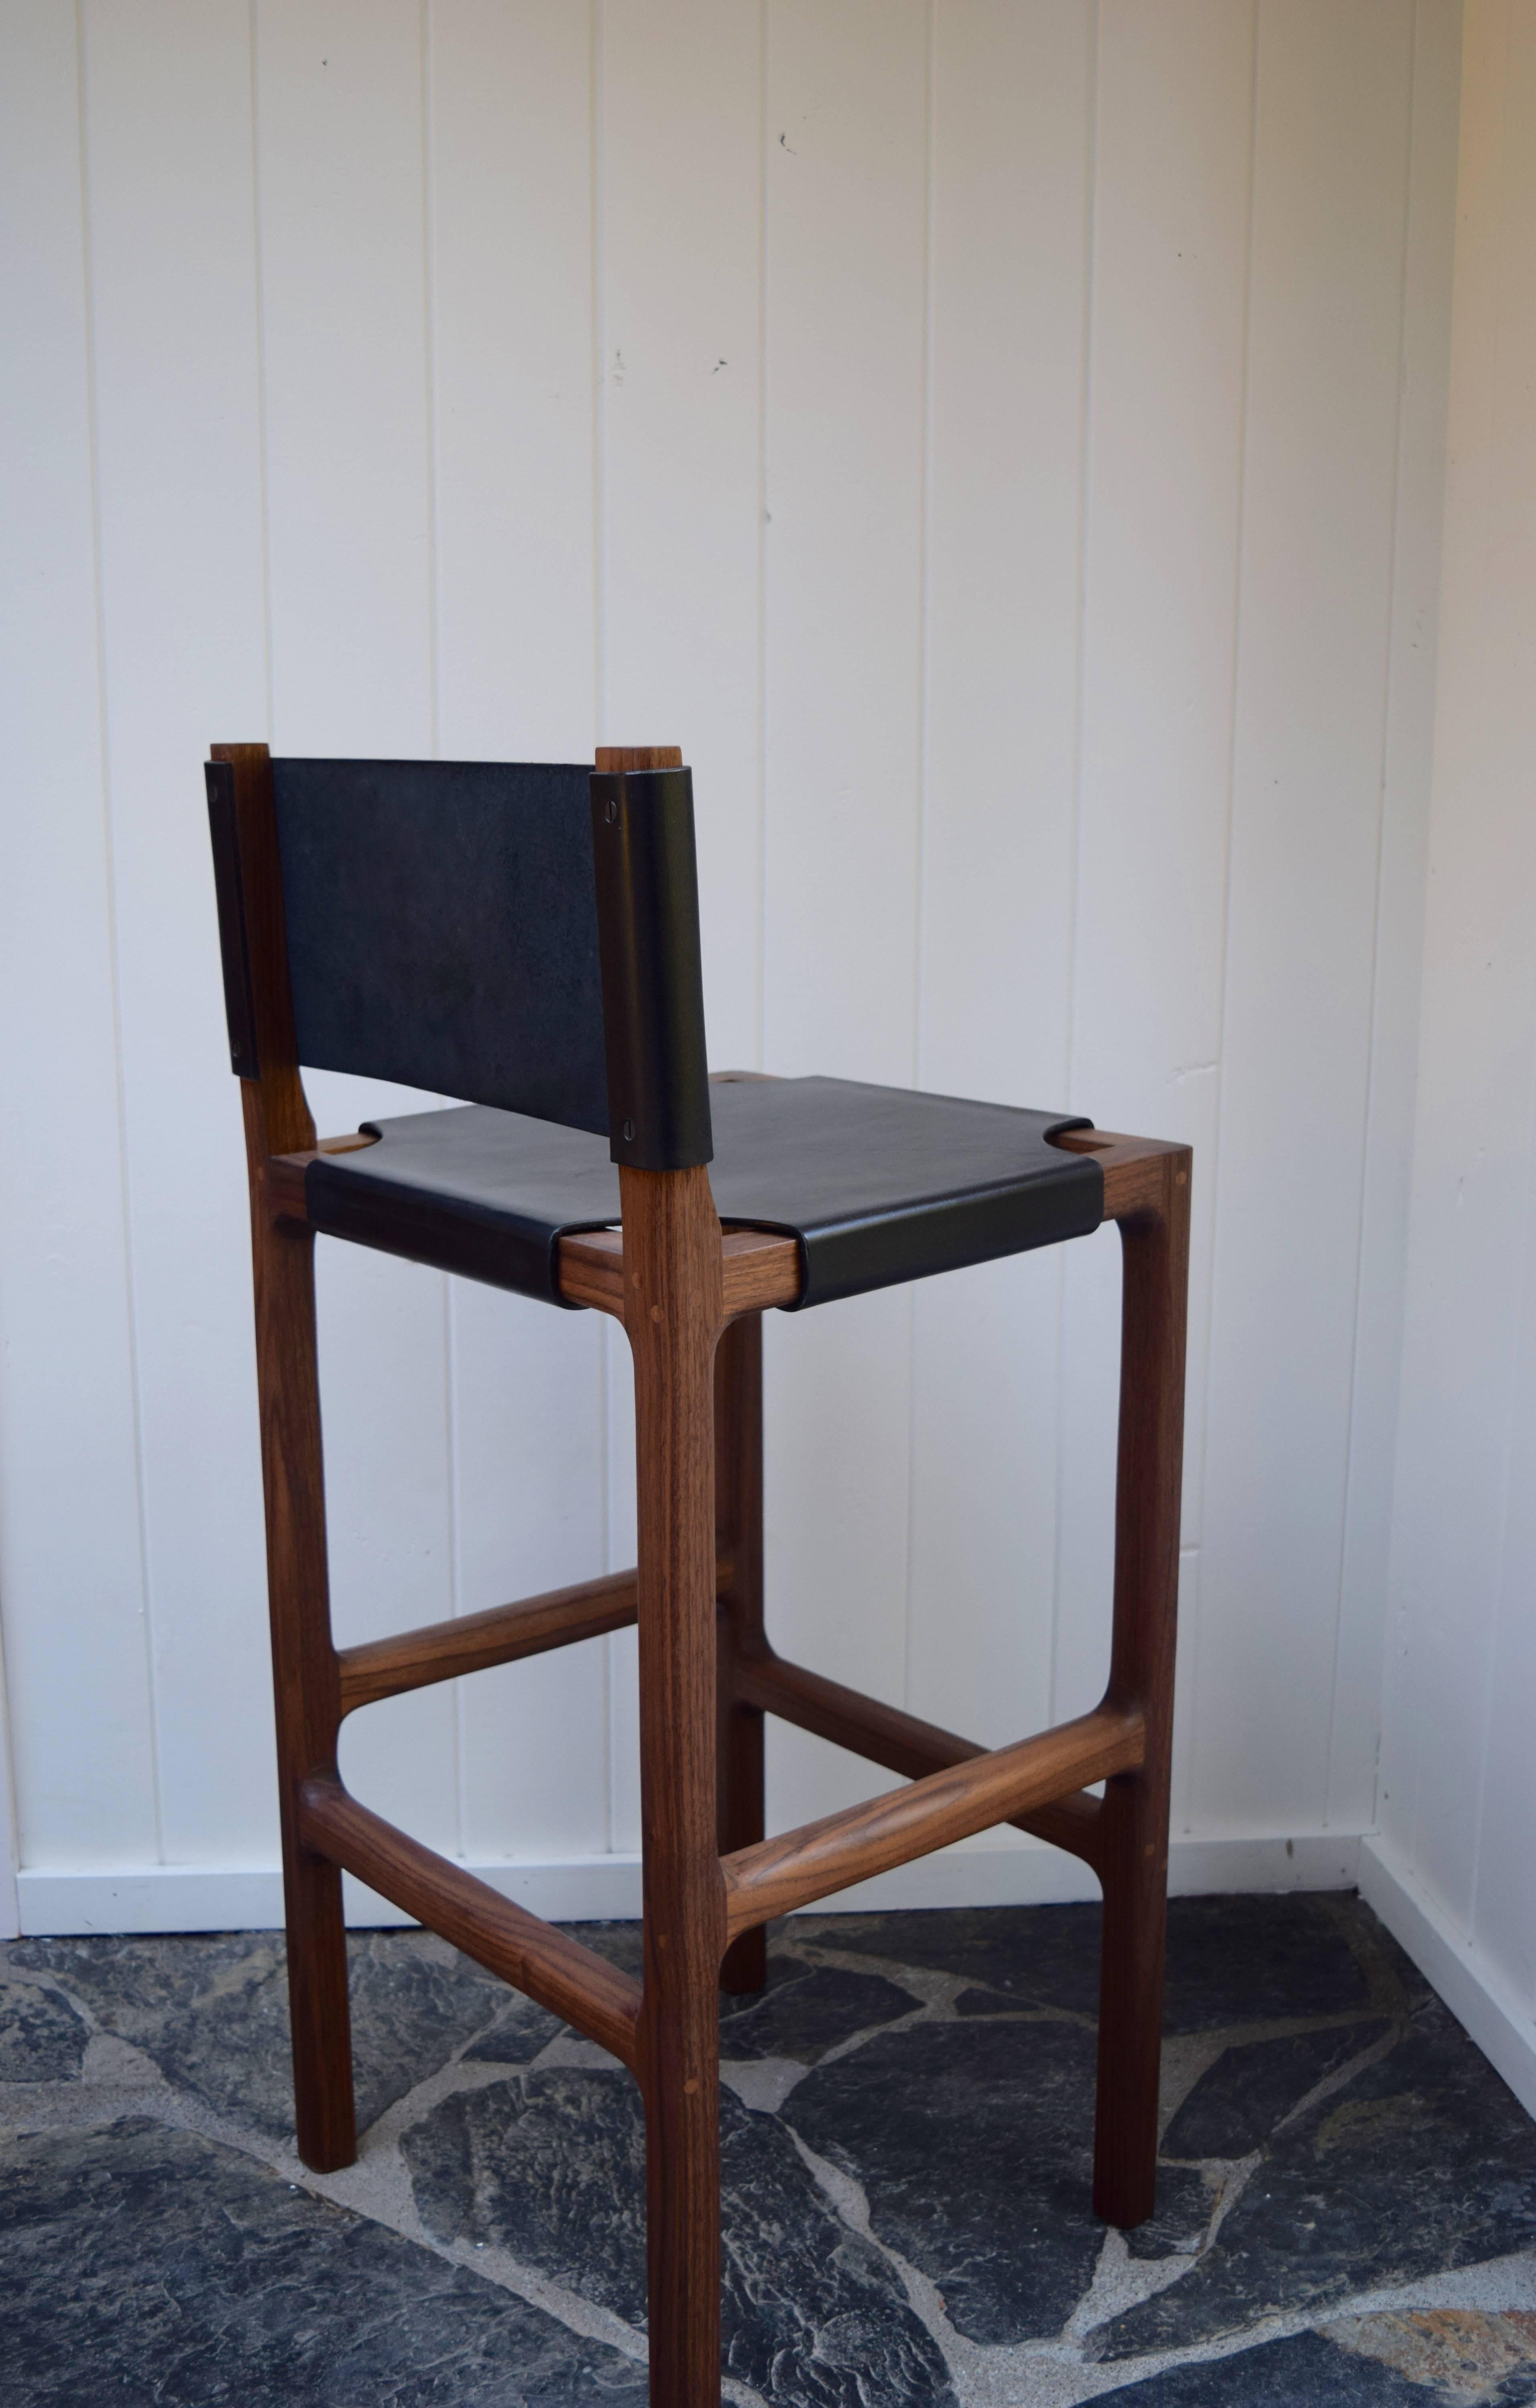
top-left (336, 1557), bottom-right (729, 1717)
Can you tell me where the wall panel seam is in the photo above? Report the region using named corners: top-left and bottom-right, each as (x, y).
top-left (1324, 0), bottom-right (1422, 1832)
top-left (420, 0), bottom-right (459, 1852)
top-left (1192, 0), bottom-right (1259, 1557)
top-left (589, 0), bottom-right (616, 1848)
top-left (1185, 0), bottom-right (1260, 1820)
top-left (590, 0), bottom-right (606, 745)
top-left (1048, 0), bottom-right (1101, 1735)
top-left (754, 0), bottom-right (769, 1071)
top-left (247, 0), bottom-right (276, 736)
top-left (902, 0), bottom-right (937, 1719)
top-left (420, 0), bottom-right (441, 763)
top-left (1459, 0), bottom-right (1528, 1932)
top-left (75, 0), bottom-right (164, 1861)
top-left (1466, 974), bottom-right (1536, 1969)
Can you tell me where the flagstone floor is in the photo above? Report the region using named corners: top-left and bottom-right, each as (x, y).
top-left (4, 1893), bottom-right (1536, 2405)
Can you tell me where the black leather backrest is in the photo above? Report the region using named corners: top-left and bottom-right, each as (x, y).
top-left (272, 758), bottom-right (609, 1134)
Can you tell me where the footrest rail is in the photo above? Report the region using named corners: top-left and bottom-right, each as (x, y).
top-left (735, 1647), bottom-right (1108, 1868)
top-left (720, 1703), bottom-right (1143, 1936)
top-left (298, 1778), bottom-right (643, 2069)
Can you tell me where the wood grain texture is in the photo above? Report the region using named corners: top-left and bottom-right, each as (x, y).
top-left (558, 1222), bottom-right (801, 1318)
top-left (1093, 1144), bottom-right (1191, 2227)
top-left (299, 1776), bottom-right (642, 2067)
top-left (338, 1566), bottom-right (645, 1716)
top-left (733, 1648), bottom-right (1105, 1869)
top-left (594, 744), bottom-right (684, 774)
top-left (722, 1703), bottom-right (1143, 1936)
top-left (622, 1157), bottom-right (728, 2406)
top-left (219, 742), bottom-right (352, 2174)
top-left (336, 1554), bottom-right (732, 1715)
top-left (714, 1313), bottom-right (767, 1992)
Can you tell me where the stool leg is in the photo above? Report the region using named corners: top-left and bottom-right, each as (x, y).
top-left (1093, 1151), bottom-right (1190, 2229)
top-left (715, 1314), bottom-right (767, 1996)
top-left (250, 1202), bottom-right (356, 2174)
top-left (623, 1164), bottom-right (727, 2408)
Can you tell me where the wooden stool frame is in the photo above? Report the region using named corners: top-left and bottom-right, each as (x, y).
top-left (217, 739), bottom-right (1190, 2408)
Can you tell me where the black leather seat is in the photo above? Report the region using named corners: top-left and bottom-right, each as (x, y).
top-left (306, 1072), bottom-right (1104, 1310)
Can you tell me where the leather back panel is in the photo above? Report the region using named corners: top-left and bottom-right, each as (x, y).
top-left (272, 757), bottom-right (608, 1131)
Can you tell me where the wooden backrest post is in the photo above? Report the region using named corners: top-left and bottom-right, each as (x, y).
top-left (208, 741), bottom-right (315, 1170)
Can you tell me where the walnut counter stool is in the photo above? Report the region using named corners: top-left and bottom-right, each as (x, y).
top-left (206, 740), bottom-right (1190, 2408)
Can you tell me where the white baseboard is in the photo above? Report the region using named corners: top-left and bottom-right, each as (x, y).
top-left (14, 1829), bottom-right (1360, 1939)
top-left (0, 1635), bottom-right (19, 1941)
top-left (1359, 1833), bottom-right (1536, 2123)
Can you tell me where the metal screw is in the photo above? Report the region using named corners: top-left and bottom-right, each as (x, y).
top-left (623, 1119), bottom-right (635, 1143)
top-left (604, 797), bottom-right (618, 824)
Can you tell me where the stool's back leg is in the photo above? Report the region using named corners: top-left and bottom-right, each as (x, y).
top-left (1093, 1149), bottom-right (1191, 2228)
top-left (715, 1313), bottom-right (767, 1995)
top-left (216, 739), bottom-right (356, 2172)
top-left (247, 1099), bottom-right (356, 2173)
top-left (624, 1162), bottom-right (728, 2408)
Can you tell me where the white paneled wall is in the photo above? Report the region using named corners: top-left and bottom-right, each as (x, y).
top-left (1361, 0), bottom-right (1536, 2119)
top-left (0, 0), bottom-right (1459, 1935)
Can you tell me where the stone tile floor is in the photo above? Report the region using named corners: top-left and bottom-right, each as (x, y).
top-left (4, 1892), bottom-right (1536, 2404)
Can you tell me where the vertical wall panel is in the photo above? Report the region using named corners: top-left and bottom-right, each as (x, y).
top-left (452, 1284), bottom-right (610, 1861)
top-left (765, 1290), bottom-right (919, 1825)
top-left (1056, 0), bottom-right (1257, 1739)
top-left (0, 1), bottom-right (160, 1865)
top-left (327, 1249), bottom-right (457, 1850)
top-left (256, 1), bottom-right (457, 1843)
top-left (1196, 0), bottom-right (1415, 1832)
top-left (1327, 0), bottom-right (1462, 1832)
top-left (1473, 1173), bottom-right (1536, 2009)
top-left (1381, 0), bottom-right (1536, 1972)
top-left (428, 0), bottom-right (609, 1866)
top-left (601, 0), bottom-right (765, 1069)
top-left (1461, 0), bottom-right (1536, 2005)
top-left (429, 0), bottom-right (596, 761)
top-left (255, 0), bottom-right (435, 750)
top-left (907, 0), bottom-right (1093, 1751)
top-left (79, 0), bottom-right (278, 1863)
top-left (761, 0), bottom-right (928, 1087)
top-left (760, 0), bottom-right (930, 1824)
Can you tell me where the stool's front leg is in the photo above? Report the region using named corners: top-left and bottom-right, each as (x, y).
top-left (1093, 1148), bottom-right (1191, 2228)
top-left (623, 1163), bottom-right (729, 2408)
